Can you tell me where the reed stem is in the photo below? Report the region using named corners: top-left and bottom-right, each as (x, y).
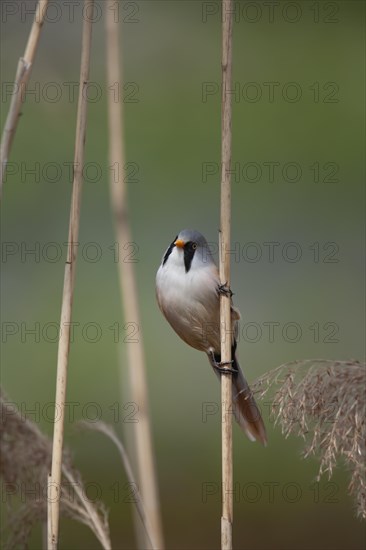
top-left (48, 2), bottom-right (95, 547)
top-left (220, 1), bottom-right (234, 548)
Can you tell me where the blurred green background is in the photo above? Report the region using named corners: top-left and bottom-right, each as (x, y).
top-left (1, 1), bottom-right (365, 548)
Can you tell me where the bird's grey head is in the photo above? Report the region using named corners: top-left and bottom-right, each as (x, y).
top-left (162, 229), bottom-right (215, 273)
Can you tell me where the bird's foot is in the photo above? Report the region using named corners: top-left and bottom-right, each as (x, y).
top-left (218, 283), bottom-right (233, 298)
top-left (212, 357), bottom-right (238, 375)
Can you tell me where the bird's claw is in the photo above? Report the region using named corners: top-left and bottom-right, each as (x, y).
top-left (218, 283), bottom-right (233, 298)
top-left (213, 359), bottom-right (238, 375)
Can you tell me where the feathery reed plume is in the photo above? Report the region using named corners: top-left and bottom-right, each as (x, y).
top-left (105, 2), bottom-right (164, 548)
top-left (220, 1), bottom-right (234, 548)
top-left (0, 389), bottom-right (111, 549)
top-left (80, 421), bottom-right (158, 549)
top-left (49, 2), bottom-right (95, 546)
top-left (0, 0), bottom-right (49, 194)
top-left (253, 359), bottom-right (366, 519)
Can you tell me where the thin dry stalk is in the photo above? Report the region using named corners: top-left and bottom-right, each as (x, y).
top-left (49, 2), bottom-right (95, 547)
top-left (47, 475), bottom-right (52, 549)
top-left (0, 0), bottom-right (49, 194)
top-left (104, 3), bottom-right (164, 549)
top-left (0, 389), bottom-right (111, 549)
top-left (80, 421), bottom-right (158, 549)
top-left (253, 359), bottom-right (366, 519)
top-left (61, 467), bottom-right (111, 549)
top-left (220, 1), bottom-right (234, 548)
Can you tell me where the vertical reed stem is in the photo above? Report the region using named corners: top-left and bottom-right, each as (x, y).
top-left (220, 1), bottom-right (234, 548)
top-left (48, 2), bottom-right (94, 547)
top-left (105, 2), bottom-right (164, 548)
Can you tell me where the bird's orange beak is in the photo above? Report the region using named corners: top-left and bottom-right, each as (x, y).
top-left (174, 239), bottom-right (185, 249)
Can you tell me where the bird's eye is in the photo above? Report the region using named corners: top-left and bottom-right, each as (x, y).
top-left (192, 243), bottom-right (197, 250)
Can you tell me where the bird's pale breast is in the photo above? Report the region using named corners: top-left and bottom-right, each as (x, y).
top-left (156, 262), bottom-right (221, 352)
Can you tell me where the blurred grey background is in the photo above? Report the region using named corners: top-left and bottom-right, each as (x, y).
top-left (1, 1), bottom-right (365, 548)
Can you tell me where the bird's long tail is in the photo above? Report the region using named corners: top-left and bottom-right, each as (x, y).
top-left (211, 354), bottom-right (267, 446)
top-left (232, 355), bottom-right (267, 445)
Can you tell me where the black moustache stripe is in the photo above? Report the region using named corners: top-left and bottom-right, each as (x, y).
top-left (184, 242), bottom-right (196, 273)
top-left (162, 236), bottom-right (178, 265)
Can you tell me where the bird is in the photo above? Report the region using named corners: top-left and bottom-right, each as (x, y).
top-left (156, 229), bottom-right (267, 445)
